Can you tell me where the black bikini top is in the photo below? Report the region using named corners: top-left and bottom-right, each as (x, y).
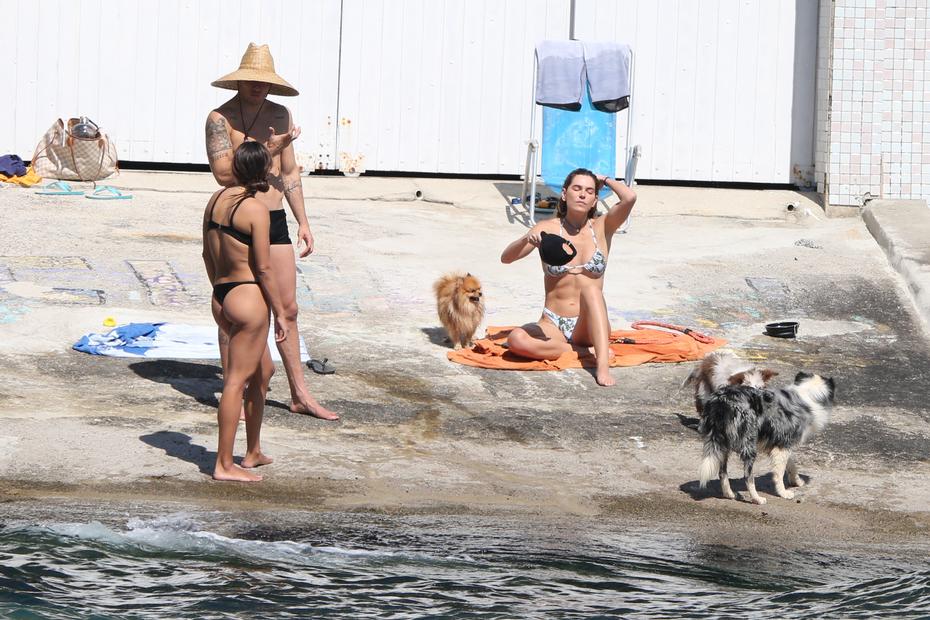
top-left (543, 220), bottom-right (607, 278)
top-left (207, 188), bottom-right (252, 246)
top-left (539, 231), bottom-right (577, 266)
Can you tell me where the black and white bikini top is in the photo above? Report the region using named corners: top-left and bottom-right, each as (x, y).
top-left (544, 219), bottom-right (607, 278)
top-left (207, 188), bottom-right (252, 246)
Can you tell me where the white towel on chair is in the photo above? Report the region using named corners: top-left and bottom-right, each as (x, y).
top-left (583, 42), bottom-right (631, 112)
top-left (535, 40), bottom-right (586, 111)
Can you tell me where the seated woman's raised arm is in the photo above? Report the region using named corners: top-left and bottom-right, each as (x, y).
top-left (601, 176), bottom-right (637, 237)
top-left (501, 223), bottom-right (545, 264)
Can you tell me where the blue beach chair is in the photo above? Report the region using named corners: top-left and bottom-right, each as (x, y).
top-left (520, 41), bottom-right (641, 224)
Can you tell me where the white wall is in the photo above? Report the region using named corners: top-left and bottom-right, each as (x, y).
top-left (336, 0), bottom-right (569, 175)
top-left (3, 0), bottom-right (816, 184)
top-left (573, 0), bottom-right (817, 184)
top-left (5, 0), bottom-right (340, 166)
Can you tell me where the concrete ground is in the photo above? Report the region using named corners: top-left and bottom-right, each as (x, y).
top-left (1, 172), bottom-right (929, 551)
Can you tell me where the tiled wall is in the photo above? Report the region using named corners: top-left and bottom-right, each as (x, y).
top-left (817, 0), bottom-right (930, 208)
top-left (814, 0), bottom-right (834, 200)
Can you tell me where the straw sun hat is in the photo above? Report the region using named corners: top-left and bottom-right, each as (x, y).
top-left (211, 43), bottom-right (299, 97)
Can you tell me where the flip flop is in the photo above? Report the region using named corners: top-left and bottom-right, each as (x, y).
top-left (35, 180), bottom-right (83, 195)
top-left (308, 357), bottom-right (336, 375)
top-left (85, 185), bottom-right (132, 200)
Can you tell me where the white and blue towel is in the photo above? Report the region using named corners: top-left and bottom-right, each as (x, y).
top-left (582, 41), bottom-right (631, 112)
top-left (535, 40), bottom-right (586, 111)
top-left (73, 322), bottom-right (309, 362)
top-left (535, 40), bottom-right (632, 113)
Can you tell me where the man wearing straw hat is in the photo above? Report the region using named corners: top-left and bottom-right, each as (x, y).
top-left (206, 42), bottom-right (338, 421)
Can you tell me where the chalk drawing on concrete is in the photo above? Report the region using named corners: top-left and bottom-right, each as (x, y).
top-left (46, 288), bottom-right (106, 305)
top-left (1, 256), bottom-right (92, 271)
top-left (0, 282), bottom-right (104, 306)
top-left (127, 260), bottom-right (191, 306)
top-left (745, 277), bottom-right (790, 299)
top-left (0, 303), bottom-right (28, 324)
top-left (0, 284), bottom-right (34, 324)
top-left (296, 259), bottom-right (361, 313)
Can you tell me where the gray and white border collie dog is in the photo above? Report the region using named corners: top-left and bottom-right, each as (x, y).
top-left (698, 372), bottom-right (836, 505)
top-left (682, 351), bottom-right (779, 416)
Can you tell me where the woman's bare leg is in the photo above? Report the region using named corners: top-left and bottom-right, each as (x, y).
top-left (573, 288), bottom-right (615, 387)
top-left (269, 245), bottom-right (339, 421)
top-left (213, 297), bottom-right (247, 421)
top-left (242, 346), bottom-right (275, 468)
top-left (506, 320), bottom-right (572, 360)
top-left (214, 287), bottom-right (269, 482)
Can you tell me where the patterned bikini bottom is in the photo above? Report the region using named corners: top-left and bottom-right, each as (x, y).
top-left (542, 307), bottom-right (579, 343)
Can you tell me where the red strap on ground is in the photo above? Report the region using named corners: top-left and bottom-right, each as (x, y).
top-left (630, 320), bottom-right (716, 344)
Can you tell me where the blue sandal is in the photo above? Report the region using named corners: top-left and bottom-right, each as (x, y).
top-left (86, 185), bottom-right (132, 200)
top-left (35, 181), bottom-right (83, 195)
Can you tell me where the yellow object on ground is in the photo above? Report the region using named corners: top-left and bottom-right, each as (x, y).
top-left (0, 166), bottom-right (42, 187)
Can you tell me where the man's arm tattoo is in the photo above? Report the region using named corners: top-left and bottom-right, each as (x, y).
top-left (268, 171), bottom-right (285, 193)
top-left (206, 118), bottom-right (233, 160)
top-left (283, 179), bottom-right (302, 194)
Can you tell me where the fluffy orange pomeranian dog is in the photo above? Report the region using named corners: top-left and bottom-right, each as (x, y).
top-left (433, 272), bottom-right (485, 349)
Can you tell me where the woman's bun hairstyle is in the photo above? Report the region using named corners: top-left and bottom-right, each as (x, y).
top-left (245, 178), bottom-right (270, 194)
top-left (232, 141), bottom-right (272, 196)
top-left (556, 168), bottom-right (599, 220)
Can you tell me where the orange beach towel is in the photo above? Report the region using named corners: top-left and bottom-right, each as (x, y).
top-left (448, 325), bottom-right (725, 370)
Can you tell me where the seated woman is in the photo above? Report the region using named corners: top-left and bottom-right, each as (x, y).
top-left (500, 168), bottom-right (636, 387)
top-left (202, 141), bottom-right (288, 482)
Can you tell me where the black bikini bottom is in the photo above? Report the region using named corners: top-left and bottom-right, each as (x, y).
top-left (213, 281), bottom-right (258, 304)
top-left (270, 209), bottom-right (291, 245)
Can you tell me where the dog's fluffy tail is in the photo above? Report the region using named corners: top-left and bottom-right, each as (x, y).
top-left (698, 442), bottom-right (724, 488)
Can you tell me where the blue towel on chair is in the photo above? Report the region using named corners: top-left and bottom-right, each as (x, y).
top-left (583, 42), bottom-right (632, 113)
top-left (535, 40), bottom-right (586, 111)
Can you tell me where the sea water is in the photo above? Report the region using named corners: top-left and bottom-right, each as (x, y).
top-left (0, 507), bottom-right (928, 619)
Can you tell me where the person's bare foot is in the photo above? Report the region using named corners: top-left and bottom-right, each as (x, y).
top-left (213, 462), bottom-right (263, 482)
top-left (241, 451), bottom-right (274, 468)
top-left (596, 369), bottom-right (616, 387)
top-left (290, 397), bottom-right (340, 420)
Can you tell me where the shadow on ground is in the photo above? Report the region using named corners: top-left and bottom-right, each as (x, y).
top-left (493, 181), bottom-right (545, 227)
top-left (129, 359), bottom-right (294, 414)
top-left (421, 326), bottom-right (450, 348)
top-left (679, 473), bottom-right (809, 503)
top-left (129, 360), bottom-right (222, 407)
top-left (139, 430), bottom-right (219, 475)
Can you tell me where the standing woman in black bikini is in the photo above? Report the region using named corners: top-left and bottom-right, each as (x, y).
top-left (206, 43), bottom-right (338, 420)
top-left (500, 168), bottom-right (636, 387)
top-left (202, 141), bottom-right (288, 482)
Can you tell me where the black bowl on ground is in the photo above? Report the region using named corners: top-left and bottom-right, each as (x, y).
top-left (765, 321), bottom-right (799, 338)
